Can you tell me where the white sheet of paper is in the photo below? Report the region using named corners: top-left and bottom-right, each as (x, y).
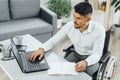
top-left (47, 62), bottom-right (78, 75)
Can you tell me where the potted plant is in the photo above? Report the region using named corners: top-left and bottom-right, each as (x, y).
top-left (47, 0), bottom-right (72, 28)
top-left (111, 0), bottom-right (120, 39)
top-left (47, 0), bottom-right (72, 19)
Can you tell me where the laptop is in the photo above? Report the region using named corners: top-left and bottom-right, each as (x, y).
top-left (11, 38), bottom-right (49, 73)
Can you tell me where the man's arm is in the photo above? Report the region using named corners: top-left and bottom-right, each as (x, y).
top-left (42, 25), bottom-right (68, 51)
top-left (29, 24), bottom-right (69, 62)
top-left (85, 29), bottom-right (105, 66)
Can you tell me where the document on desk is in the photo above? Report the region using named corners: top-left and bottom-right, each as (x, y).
top-left (47, 62), bottom-right (78, 75)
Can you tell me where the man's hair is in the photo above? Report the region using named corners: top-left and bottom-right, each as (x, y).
top-left (74, 2), bottom-right (93, 16)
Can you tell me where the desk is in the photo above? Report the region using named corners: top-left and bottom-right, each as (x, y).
top-left (0, 34), bottom-right (92, 80)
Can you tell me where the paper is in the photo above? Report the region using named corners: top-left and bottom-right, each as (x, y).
top-left (47, 62), bottom-right (78, 75)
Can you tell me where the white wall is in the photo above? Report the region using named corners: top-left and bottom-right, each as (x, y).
top-left (92, 11), bottom-right (105, 26)
top-left (109, 6), bottom-right (120, 27)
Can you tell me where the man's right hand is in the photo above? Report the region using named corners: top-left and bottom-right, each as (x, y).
top-left (28, 48), bottom-right (44, 62)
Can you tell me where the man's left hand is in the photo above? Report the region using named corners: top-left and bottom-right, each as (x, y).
top-left (75, 60), bottom-right (88, 72)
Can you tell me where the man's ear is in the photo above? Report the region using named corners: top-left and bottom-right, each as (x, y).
top-left (87, 16), bottom-right (91, 22)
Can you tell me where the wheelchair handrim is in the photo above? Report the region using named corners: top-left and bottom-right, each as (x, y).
top-left (103, 56), bottom-right (117, 80)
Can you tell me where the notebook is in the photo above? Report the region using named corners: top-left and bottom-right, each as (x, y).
top-left (47, 62), bottom-right (78, 75)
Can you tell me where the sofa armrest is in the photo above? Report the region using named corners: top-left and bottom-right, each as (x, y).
top-left (39, 5), bottom-right (57, 35)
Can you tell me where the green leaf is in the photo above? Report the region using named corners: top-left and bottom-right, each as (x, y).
top-left (47, 0), bottom-right (72, 18)
top-left (115, 5), bottom-right (120, 12)
top-left (115, 0), bottom-right (120, 7)
top-left (112, 0), bottom-right (118, 5)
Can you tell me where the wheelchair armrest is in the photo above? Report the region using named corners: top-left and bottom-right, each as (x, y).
top-left (100, 51), bottom-right (111, 63)
top-left (63, 44), bottom-right (74, 52)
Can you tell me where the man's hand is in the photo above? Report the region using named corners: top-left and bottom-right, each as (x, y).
top-left (75, 60), bottom-right (88, 72)
top-left (28, 48), bottom-right (44, 62)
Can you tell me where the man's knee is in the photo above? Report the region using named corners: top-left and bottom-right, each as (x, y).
top-left (65, 52), bottom-right (79, 62)
top-left (85, 63), bottom-right (99, 76)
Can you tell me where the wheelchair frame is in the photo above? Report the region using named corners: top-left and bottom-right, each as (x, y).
top-left (97, 55), bottom-right (117, 80)
top-left (63, 28), bottom-right (117, 80)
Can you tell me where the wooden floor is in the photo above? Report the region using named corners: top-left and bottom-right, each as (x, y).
top-left (109, 32), bottom-right (120, 80)
top-left (0, 68), bottom-right (10, 80)
top-left (0, 32), bottom-right (120, 80)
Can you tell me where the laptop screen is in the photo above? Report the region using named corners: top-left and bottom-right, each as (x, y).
top-left (11, 38), bottom-right (49, 73)
top-left (11, 38), bottom-right (23, 66)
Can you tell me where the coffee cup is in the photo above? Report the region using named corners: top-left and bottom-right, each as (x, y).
top-left (15, 36), bottom-right (23, 45)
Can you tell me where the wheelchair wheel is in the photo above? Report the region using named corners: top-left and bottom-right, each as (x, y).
top-left (102, 56), bottom-right (117, 80)
top-left (96, 58), bottom-right (109, 80)
top-left (96, 56), bottom-right (117, 80)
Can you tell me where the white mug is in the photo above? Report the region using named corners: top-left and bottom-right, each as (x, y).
top-left (15, 36), bottom-right (23, 45)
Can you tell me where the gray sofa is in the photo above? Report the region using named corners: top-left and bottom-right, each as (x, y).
top-left (0, 0), bottom-right (57, 42)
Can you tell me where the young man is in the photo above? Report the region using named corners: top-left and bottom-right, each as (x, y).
top-left (29, 2), bottom-right (105, 76)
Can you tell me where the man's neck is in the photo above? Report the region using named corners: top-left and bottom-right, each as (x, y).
top-left (79, 24), bottom-right (89, 33)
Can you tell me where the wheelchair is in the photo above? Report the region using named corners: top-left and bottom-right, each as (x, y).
top-left (63, 28), bottom-right (117, 80)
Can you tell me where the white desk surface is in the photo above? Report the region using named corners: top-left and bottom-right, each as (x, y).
top-left (0, 34), bottom-right (92, 80)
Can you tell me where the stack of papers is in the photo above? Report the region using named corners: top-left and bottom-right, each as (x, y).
top-left (47, 62), bottom-right (78, 75)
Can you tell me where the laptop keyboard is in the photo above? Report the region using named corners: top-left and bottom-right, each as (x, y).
top-left (27, 61), bottom-right (41, 70)
top-left (20, 53), bottom-right (43, 71)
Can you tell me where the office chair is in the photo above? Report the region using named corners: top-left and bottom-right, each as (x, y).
top-left (63, 28), bottom-right (117, 80)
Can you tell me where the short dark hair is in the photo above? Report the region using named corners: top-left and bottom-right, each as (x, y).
top-left (74, 2), bottom-right (93, 16)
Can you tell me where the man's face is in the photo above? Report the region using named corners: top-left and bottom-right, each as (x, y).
top-left (73, 12), bottom-right (90, 29)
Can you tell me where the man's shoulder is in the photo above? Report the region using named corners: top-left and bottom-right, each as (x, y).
top-left (90, 21), bottom-right (105, 37)
top-left (91, 20), bottom-right (105, 31)
top-left (91, 20), bottom-right (103, 27)
top-left (62, 21), bottom-right (74, 29)
top-left (65, 21), bottom-right (74, 26)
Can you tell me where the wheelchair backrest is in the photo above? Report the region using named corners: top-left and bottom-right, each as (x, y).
top-left (103, 29), bottom-right (111, 54)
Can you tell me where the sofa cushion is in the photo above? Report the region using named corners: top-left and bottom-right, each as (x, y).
top-left (0, 0), bottom-right (10, 21)
top-left (0, 18), bottom-right (53, 40)
top-left (10, 0), bottom-right (40, 19)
